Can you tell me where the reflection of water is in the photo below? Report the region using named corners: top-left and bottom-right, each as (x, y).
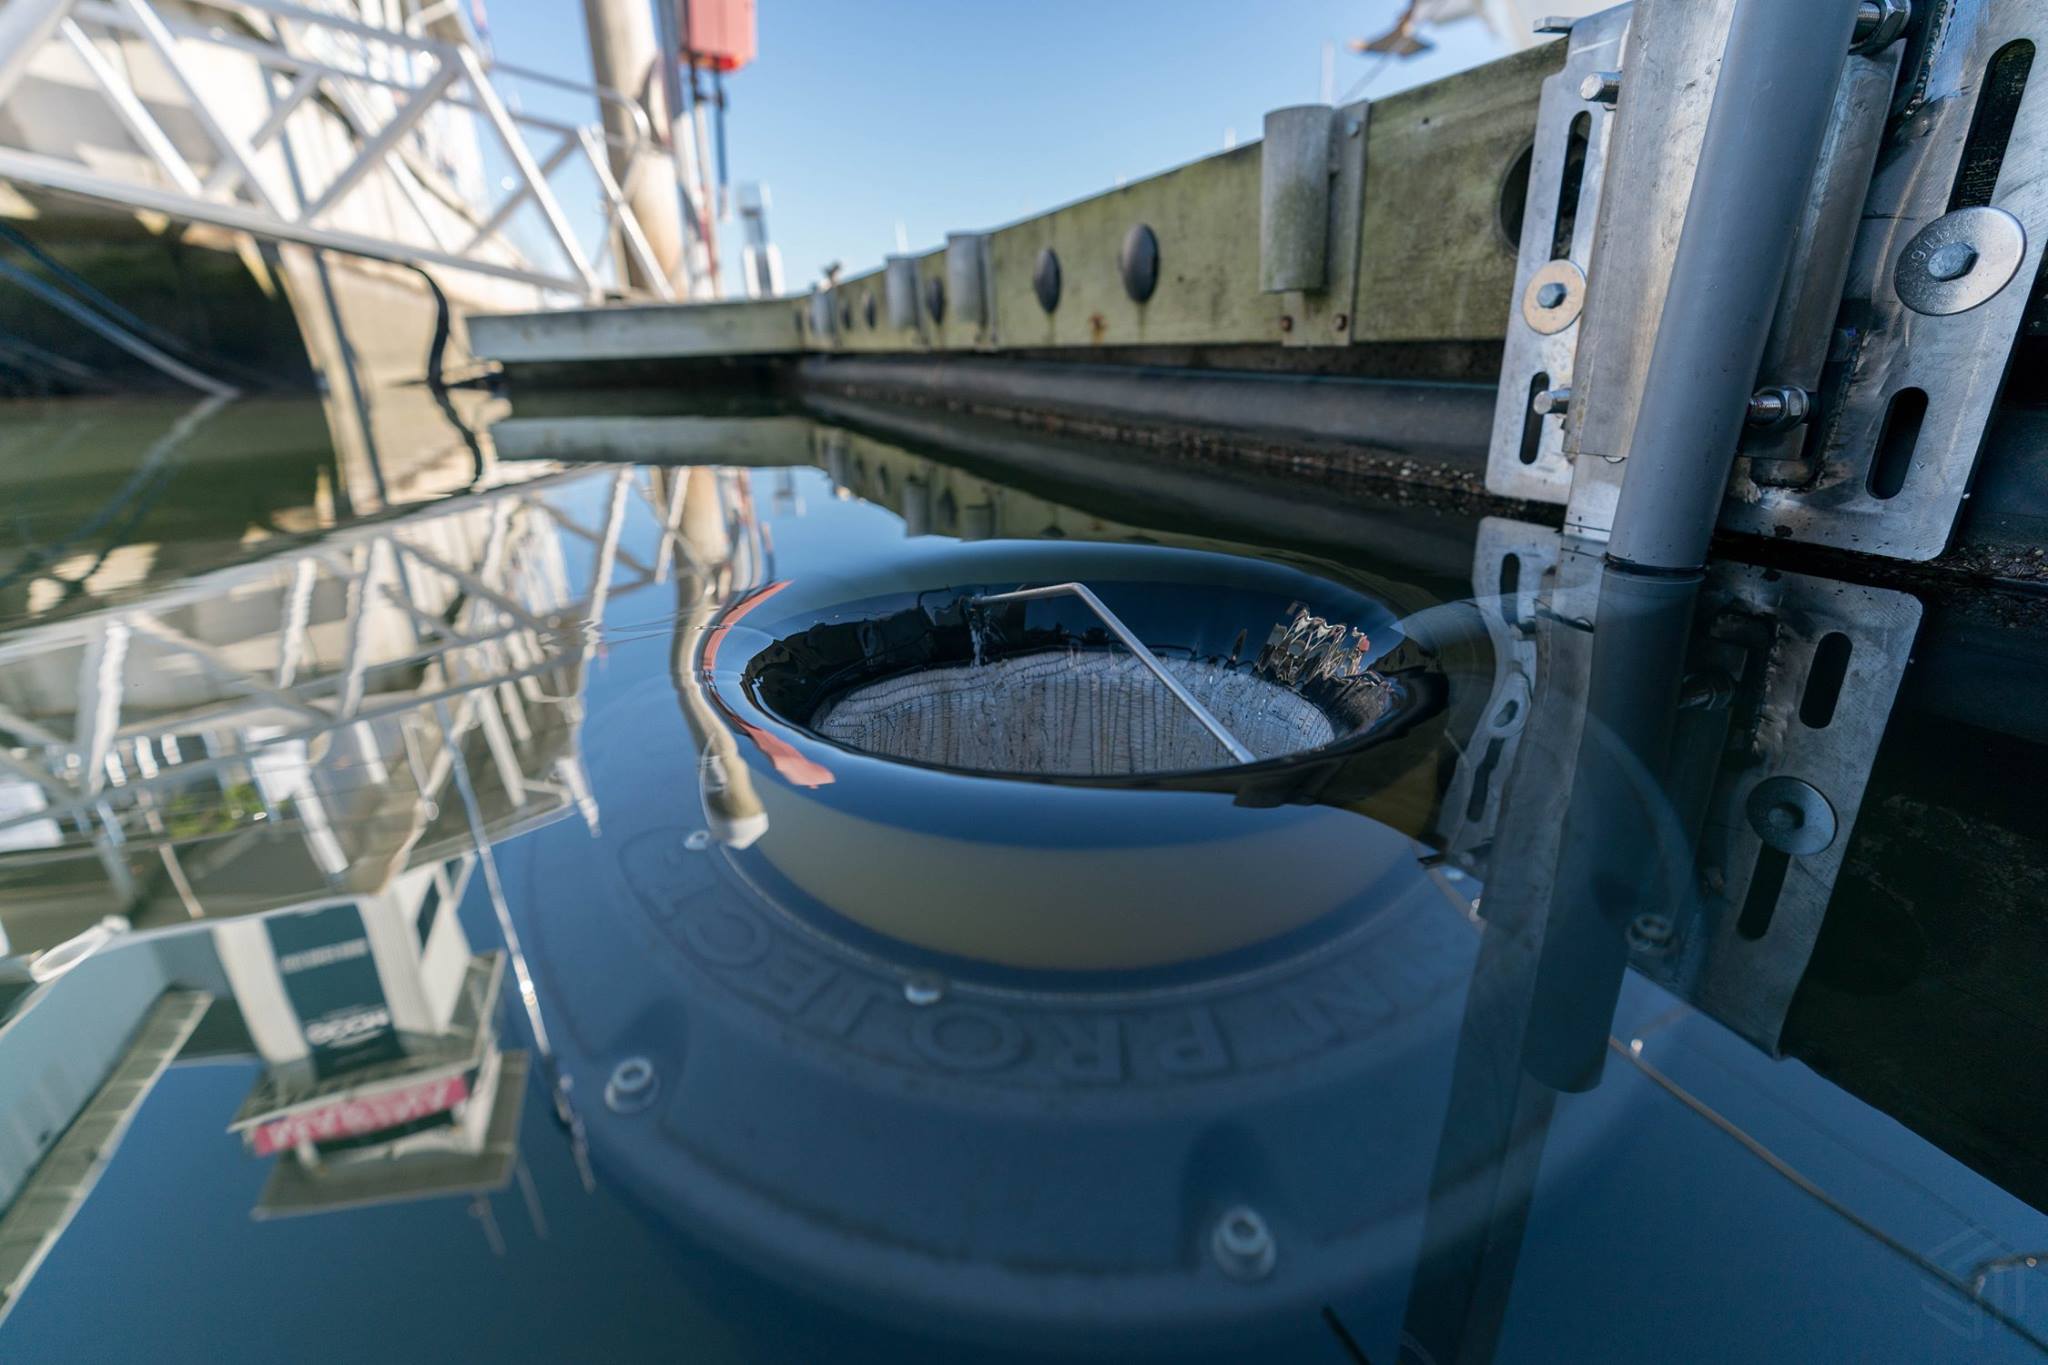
top-left (1, 419), bottom-right (2044, 1361)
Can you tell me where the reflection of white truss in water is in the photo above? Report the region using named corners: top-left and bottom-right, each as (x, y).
top-left (0, 467), bottom-right (653, 962)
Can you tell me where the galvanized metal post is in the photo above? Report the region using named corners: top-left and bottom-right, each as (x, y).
top-left (580, 0), bottom-right (689, 295)
top-left (1606, 0), bottom-right (1865, 572)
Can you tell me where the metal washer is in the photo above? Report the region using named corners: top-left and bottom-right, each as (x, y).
top-left (1894, 206), bottom-right (2027, 317)
top-left (1521, 259), bottom-right (1587, 335)
top-left (1746, 775), bottom-right (1838, 857)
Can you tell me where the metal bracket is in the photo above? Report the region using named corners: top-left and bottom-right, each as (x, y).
top-left (1679, 567), bottom-right (1922, 1051)
top-left (1431, 517), bottom-right (1562, 871)
top-left (1495, 0), bottom-right (2045, 563)
top-left (1281, 100), bottom-right (1371, 349)
top-left (1486, 4), bottom-right (1630, 500)
top-left (1450, 519), bottom-right (1920, 1053)
top-left (1723, 0), bottom-right (2048, 560)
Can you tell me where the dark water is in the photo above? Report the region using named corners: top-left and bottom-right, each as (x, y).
top-left (0, 393), bottom-right (2043, 1363)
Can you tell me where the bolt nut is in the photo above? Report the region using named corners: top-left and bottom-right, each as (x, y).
top-left (1580, 71), bottom-right (1622, 106)
top-left (1627, 913), bottom-right (1676, 954)
top-left (604, 1057), bottom-right (659, 1114)
top-left (1850, 0), bottom-right (1911, 54)
top-left (1211, 1206), bottom-right (1277, 1282)
top-left (1745, 385), bottom-right (1811, 432)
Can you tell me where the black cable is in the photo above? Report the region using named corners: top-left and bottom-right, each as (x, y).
top-left (393, 261), bottom-right (489, 489)
top-left (0, 221), bottom-right (276, 390)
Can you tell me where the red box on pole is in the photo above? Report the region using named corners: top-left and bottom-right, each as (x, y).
top-left (679, 0), bottom-right (756, 72)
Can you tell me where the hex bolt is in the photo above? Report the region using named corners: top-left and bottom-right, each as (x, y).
top-left (1744, 385), bottom-right (1811, 431)
top-left (1851, 0), bottom-right (1911, 54)
top-left (1925, 241), bottom-right (1980, 282)
top-left (1580, 71), bottom-right (1622, 106)
top-left (1211, 1206), bottom-right (1277, 1282)
top-left (604, 1057), bottom-right (658, 1114)
top-left (1535, 280), bottom-right (1569, 310)
top-left (1532, 385), bottom-right (1572, 416)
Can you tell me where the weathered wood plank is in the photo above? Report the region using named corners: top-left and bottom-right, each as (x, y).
top-left (1352, 41), bottom-right (1565, 343)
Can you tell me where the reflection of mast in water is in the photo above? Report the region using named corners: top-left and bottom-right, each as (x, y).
top-left (660, 466), bottom-right (772, 849)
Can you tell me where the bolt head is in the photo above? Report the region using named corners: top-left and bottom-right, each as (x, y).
top-left (1211, 1206), bottom-right (1277, 1282)
top-left (1926, 241), bottom-right (1980, 282)
top-left (903, 974), bottom-right (945, 1006)
top-left (1532, 386), bottom-right (1571, 416)
top-left (1579, 72), bottom-right (1622, 104)
top-left (1535, 281), bottom-right (1569, 309)
top-left (604, 1057), bottom-right (659, 1114)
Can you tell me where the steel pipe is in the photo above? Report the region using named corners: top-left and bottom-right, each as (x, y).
top-left (1606, 0), bottom-right (1865, 572)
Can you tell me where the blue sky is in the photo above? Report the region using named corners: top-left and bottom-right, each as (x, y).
top-left (485, 1), bottom-right (1504, 294)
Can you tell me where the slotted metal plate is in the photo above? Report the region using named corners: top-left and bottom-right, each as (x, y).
top-left (1723, 0), bottom-right (2048, 559)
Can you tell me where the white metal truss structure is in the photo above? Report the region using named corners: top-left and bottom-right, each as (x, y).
top-left (0, 467), bottom-right (662, 957)
top-left (0, 0), bottom-right (678, 301)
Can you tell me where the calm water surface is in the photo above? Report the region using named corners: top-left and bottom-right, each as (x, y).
top-left (0, 394), bottom-right (2042, 1363)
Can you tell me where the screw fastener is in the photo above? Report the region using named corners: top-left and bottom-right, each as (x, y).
top-left (1895, 206), bottom-right (2027, 316)
top-left (604, 1057), bottom-right (658, 1114)
top-left (1211, 1206), bottom-right (1277, 1282)
top-left (1532, 386), bottom-right (1572, 416)
top-left (1580, 71), bottom-right (1622, 106)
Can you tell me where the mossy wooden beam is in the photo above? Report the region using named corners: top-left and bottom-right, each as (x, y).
top-left (474, 38), bottom-right (1565, 366)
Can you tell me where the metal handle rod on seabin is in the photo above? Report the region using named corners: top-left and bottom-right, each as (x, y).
top-left (966, 583), bottom-right (1257, 764)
